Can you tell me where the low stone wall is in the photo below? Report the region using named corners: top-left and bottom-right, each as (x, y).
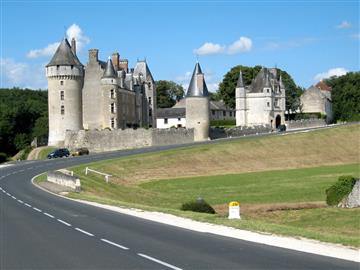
top-left (338, 180), bottom-right (360, 208)
top-left (210, 125), bottom-right (271, 139)
top-left (286, 119), bottom-right (326, 130)
top-left (65, 128), bottom-right (194, 152)
top-left (47, 171), bottom-right (81, 192)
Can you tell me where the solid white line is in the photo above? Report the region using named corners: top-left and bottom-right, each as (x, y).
top-left (44, 212), bottom-right (54, 218)
top-left (33, 207), bottom-right (42, 213)
top-left (75, 228), bottom-right (94, 237)
top-left (24, 203), bottom-right (32, 207)
top-left (137, 253), bottom-right (182, 270)
top-left (11, 196), bottom-right (16, 199)
top-left (57, 219), bottom-right (71, 227)
top-left (100, 239), bottom-right (129, 250)
top-left (17, 199), bottom-right (23, 204)
top-left (0, 187), bottom-right (3, 190)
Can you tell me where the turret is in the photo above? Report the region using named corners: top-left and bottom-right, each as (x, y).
top-left (46, 38), bottom-right (84, 146)
top-left (101, 57), bottom-right (118, 129)
top-left (185, 62), bottom-right (210, 141)
top-left (235, 70), bottom-right (246, 126)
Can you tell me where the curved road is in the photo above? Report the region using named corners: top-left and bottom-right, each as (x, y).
top-left (0, 143), bottom-right (358, 269)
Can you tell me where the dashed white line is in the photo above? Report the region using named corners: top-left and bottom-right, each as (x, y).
top-left (33, 207), bottom-right (42, 213)
top-left (6, 193), bottom-right (11, 196)
top-left (24, 203), bottom-right (32, 207)
top-left (44, 212), bottom-right (55, 218)
top-left (11, 196), bottom-right (16, 199)
top-left (57, 219), bottom-right (71, 227)
top-left (137, 253), bottom-right (182, 270)
top-left (17, 199), bottom-right (23, 204)
top-left (75, 228), bottom-right (94, 237)
top-left (101, 239), bottom-right (129, 250)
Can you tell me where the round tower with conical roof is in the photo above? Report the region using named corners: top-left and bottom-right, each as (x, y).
top-left (235, 70), bottom-right (247, 126)
top-left (46, 38), bottom-right (84, 146)
top-left (185, 62), bottom-right (210, 141)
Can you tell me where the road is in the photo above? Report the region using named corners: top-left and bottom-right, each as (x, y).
top-left (0, 139), bottom-right (359, 269)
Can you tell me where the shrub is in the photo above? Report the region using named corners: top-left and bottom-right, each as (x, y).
top-left (181, 198), bottom-right (216, 214)
top-left (326, 175), bottom-right (357, 206)
top-left (0, 153), bottom-right (7, 163)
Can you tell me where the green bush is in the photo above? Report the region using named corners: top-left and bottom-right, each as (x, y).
top-left (210, 119), bottom-right (236, 127)
top-left (181, 198), bottom-right (216, 214)
top-left (326, 175), bottom-right (357, 206)
top-left (0, 153), bottom-right (7, 163)
top-left (18, 146), bottom-right (33, 161)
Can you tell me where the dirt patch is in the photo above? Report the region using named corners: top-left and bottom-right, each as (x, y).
top-left (213, 201), bottom-right (327, 216)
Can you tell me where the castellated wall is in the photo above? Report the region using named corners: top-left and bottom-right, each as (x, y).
top-left (64, 128), bottom-right (194, 152)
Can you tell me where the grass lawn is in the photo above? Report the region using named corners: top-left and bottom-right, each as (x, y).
top-left (38, 147), bottom-right (56, 160)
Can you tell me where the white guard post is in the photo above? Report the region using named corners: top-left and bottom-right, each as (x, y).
top-left (228, 201), bottom-right (241, 219)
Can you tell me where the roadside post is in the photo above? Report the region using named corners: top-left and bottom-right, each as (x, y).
top-left (228, 201), bottom-right (241, 219)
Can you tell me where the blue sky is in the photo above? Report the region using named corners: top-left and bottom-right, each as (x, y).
top-left (1, 0), bottom-right (359, 91)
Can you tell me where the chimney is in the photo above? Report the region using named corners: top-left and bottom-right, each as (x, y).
top-left (88, 49), bottom-right (99, 63)
top-left (71, 38), bottom-right (76, 55)
top-left (112, 52), bottom-right (119, 71)
top-left (119, 59), bottom-right (129, 73)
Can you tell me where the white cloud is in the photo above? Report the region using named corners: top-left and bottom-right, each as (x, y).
top-left (264, 37), bottom-right (317, 51)
top-left (206, 82), bottom-right (219, 92)
top-left (175, 71), bottom-right (192, 82)
top-left (314, 67), bottom-right (349, 81)
top-left (193, 36), bottom-right (252, 56)
top-left (193, 42), bottom-right (225, 56)
top-left (27, 42), bottom-right (60, 58)
top-left (0, 58), bottom-right (47, 89)
top-left (227, 37), bottom-right (252, 54)
top-left (336, 21), bottom-right (352, 29)
top-left (351, 33), bottom-right (360, 40)
top-left (26, 23), bottom-right (90, 59)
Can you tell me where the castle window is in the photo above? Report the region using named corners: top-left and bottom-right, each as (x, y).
top-left (178, 118), bottom-right (181, 121)
top-left (110, 89), bottom-right (115, 99)
top-left (60, 91), bottom-right (64, 100)
top-left (229, 111), bottom-right (232, 117)
top-left (148, 97), bottom-right (152, 105)
top-left (110, 103), bottom-right (116, 113)
top-left (71, 65), bottom-right (74, 69)
top-left (267, 89), bottom-right (270, 93)
top-left (110, 118), bottom-right (115, 128)
top-left (164, 118), bottom-right (168, 124)
top-left (267, 102), bottom-right (270, 107)
top-left (61, 105), bottom-right (65, 115)
top-left (149, 109), bottom-right (152, 117)
top-left (60, 81), bottom-right (64, 86)
top-left (275, 99), bottom-right (280, 108)
top-left (212, 110), bottom-right (215, 116)
top-left (223, 111), bottom-right (226, 117)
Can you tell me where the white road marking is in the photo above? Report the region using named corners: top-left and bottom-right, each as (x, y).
top-left (33, 207), bottom-right (42, 212)
top-left (75, 228), bottom-right (94, 237)
top-left (57, 219), bottom-right (71, 227)
top-left (137, 253), bottom-right (183, 270)
top-left (11, 196), bottom-right (16, 199)
top-left (24, 203), bottom-right (32, 207)
top-left (6, 193), bottom-right (11, 196)
top-left (17, 199), bottom-right (23, 204)
top-left (44, 212), bottom-right (54, 218)
top-left (100, 239), bottom-right (129, 250)
top-left (0, 187), bottom-right (3, 190)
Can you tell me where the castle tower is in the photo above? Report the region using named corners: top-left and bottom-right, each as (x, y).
top-left (46, 38), bottom-right (84, 146)
top-left (101, 57), bottom-right (119, 129)
top-left (235, 70), bottom-right (246, 126)
top-left (185, 62), bottom-right (210, 141)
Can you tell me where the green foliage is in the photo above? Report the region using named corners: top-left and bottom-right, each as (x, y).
top-left (18, 146), bottom-right (33, 161)
top-left (0, 153), bottom-right (7, 163)
top-left (210, 119), bottom-right (236, 127)
top-left (326, 175), bottom-right (357, 206)
top-left (217, 65), bottom-right (303, 113)
top-left (0, 88), bottom-right (48, 156)
top-left (325, 72), bottom-right (360, 122)
top-left (181, 198), bottom-right (216, 214)
top-left (156, 80), bottom-right (184, 108)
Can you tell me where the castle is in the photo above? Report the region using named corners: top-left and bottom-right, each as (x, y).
top-left (235, 67), bottom-right (286, 128)
top-left (46, 38), bottom-right (156, 146)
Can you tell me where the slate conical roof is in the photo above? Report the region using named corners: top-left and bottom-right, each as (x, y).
top-left (186, 62), bottom-right (209, 97)
top-left (102, 57), bottom-right (116, 78)
top-left (236, 70), bottom-right (244, 88)
top-left (46, 38), bottom-right (83, 67)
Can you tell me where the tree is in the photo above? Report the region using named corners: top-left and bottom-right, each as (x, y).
top-left (217, 65), bottom-right (303, 112)
top-left (156, 80), bottom-right (184, 108)
top-left (326, 72), bottom-right (360, 122)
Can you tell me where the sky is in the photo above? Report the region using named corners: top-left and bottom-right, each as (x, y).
top-left (0, 0), bottom-right (359, 91)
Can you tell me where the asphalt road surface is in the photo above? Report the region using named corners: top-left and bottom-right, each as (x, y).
top-left (0, 138), bottom-right (359, 269)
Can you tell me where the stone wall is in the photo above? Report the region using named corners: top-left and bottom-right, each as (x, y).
top-left (286, 119), bottom-right (326, 130)
top-left (47, 171), bottom-right (81, 192)
top-left (210, 125), bottom-right (271, 139)
top-left (65, 128), bottom-right (194, 152)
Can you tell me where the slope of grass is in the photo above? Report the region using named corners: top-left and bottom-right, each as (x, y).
top-left (69, 125), bottom-right (359, 185)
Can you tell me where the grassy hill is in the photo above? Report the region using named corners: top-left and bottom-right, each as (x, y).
top-left (60, 125), bottom-right (360, 247)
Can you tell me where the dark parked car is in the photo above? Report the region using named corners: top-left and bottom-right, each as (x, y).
top-left (71, 147), bottom-right (89, 156)
top-left (47, 148), bottom-right (70, 159)
top-left (277, 124), bottom-right (287, 132)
